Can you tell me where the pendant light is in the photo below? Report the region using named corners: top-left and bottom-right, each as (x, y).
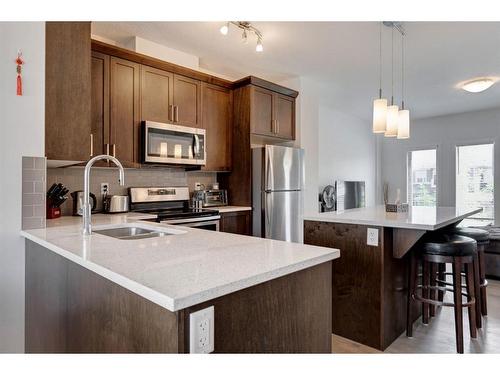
top-left (397, 30), bottom-right (410, 139)
top-left (373, 22), bottom-right (388, 133)
top-left (385, 25), bottom-right (399, 137)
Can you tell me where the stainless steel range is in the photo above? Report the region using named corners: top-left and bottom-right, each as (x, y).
top-left (129, 187), bottom-right (220, 231)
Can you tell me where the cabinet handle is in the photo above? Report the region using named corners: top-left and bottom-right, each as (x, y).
top-left (106, 143), bottom-right (110, 155)
top-left (112, 144), bottom-right (116, 157)
top-left (90, 134), bottom-right (94, 156)
top-left (169, 104), bottom-right (174, 122)
top-left (276, 120), bottom-right (279, 135)
top-left (174, 106), bottom-right (179, 122)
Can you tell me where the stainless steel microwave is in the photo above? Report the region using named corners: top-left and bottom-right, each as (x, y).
top-left (142, 121), bottom-right (206, 166)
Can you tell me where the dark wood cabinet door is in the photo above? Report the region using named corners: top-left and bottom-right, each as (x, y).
top-left (173, 74), bottom-right (202, 128)
top-left (110, 57), bottom-right (140, 166)
top-left (274, 94), bottom-right (295, 140)
top-left (202, 83), bottom-right (232, 171)
top-left (45, 22), bottom-right (91, 162)
top-left (140, 65), bottom-right (174, 123)
top-left (91, 51), bottom-right (110, 156)
top-left (250, 86), bottom-right (274, 136)
top-left (220, 211), bottom-right (251, 235)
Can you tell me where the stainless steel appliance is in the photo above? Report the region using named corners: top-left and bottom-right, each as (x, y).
top-left (193, 189), bottom-right (228, 208)
top-left (103, 195), bottom-right (129, 213)
top-left (142, 121), bottom-right (206, 166)
top-left (129, 186), bottom-right (220, 231)
top-left (71, 190), bottom-right (97, 216)
top-left (252, 145), bottom-right (304, 243)
top-left (335, 180), bottom-right (365, 211)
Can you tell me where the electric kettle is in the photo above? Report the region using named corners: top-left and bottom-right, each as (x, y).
top-left (71, 191), bottom-right (97, 216)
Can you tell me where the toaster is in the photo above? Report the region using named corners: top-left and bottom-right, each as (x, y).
top-left (194, 189), bottom-right (228, 208)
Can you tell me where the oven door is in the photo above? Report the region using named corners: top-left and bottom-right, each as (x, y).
top-left (142, 121), bottom-right (206, 165)
top-left (161, 216), bottom-right (220, 231)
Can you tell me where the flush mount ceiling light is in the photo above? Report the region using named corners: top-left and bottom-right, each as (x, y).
top-left (219, 21), bottom-right (264, 52)
top-left (460, 78), bottom-right (496, 93)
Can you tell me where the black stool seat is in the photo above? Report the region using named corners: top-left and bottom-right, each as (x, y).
top-left (447, 227), bottom-right (490, 245)
top-left (421, 233), bottom-right (477, 256)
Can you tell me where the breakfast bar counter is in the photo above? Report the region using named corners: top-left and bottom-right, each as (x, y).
top-left (303, 205), bottom-right (481, 350)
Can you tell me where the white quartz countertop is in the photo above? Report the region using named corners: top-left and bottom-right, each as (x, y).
top-left (22, 214), bottom-right (339, 312)
top-left (304, 205), bottom-right (482, 231)
top-left (213, 206), bottom-right (252, 213)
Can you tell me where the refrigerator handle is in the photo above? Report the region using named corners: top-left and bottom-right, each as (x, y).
top-left (265, 192), bottom-right (272, 238)
top-left (265, 151), bottom-right (274, 191)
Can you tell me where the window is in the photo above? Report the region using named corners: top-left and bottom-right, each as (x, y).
top-left (456, 143), bottom-right (494, 226)
top-left (407, 149), bottom-right (437, 206)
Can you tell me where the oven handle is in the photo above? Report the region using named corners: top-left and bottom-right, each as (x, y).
top-left (160, 215), bottom-right (220, 225)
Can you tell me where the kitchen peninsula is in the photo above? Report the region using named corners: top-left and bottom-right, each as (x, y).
top-left (22, 214), bottom-right (339, 353)
top-left (304, 205), bottom-right (481, 351)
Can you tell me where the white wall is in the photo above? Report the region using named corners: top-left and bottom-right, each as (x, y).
top-left (317, 106), bottom-right (377, 207)
top-left (381, 107), bottom-right (500, 223)
top-left (0, 22), bottom-right (45, 352)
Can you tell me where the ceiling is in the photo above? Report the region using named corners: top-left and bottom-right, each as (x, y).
top-left (92, 22), bottom-right (500, 120)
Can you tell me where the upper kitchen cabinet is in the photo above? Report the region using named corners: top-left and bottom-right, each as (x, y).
top-left (91, 51), bottom-right (110, 157)
top-left (172, 74), bottom-right (202, 128)
top-left (202, 83), bottom-right (233, 172)
top-left (274, 93), bottom-right (295, 139)
top-left (110, 57), bottom-right (140, 166)
top-left (236, 76), bottom-right (298, 141)
top-left (140, 65), bottom-right (174, 123)
top-left (140, 67), bottom-right (201, 127)
top-left (251, 86), bottom-right (275, 137)
top-left (45, 22), bottom-right (92, 163)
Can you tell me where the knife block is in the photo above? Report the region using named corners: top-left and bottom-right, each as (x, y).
top-left (46, 203), bottom-right (61, 219)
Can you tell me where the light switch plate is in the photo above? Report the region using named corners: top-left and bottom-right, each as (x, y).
top-left (367, 228), bottom-right (379, 246)
top-left (189, 306), bottom-right (214, 353)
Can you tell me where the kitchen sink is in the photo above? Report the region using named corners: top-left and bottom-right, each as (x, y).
top-left (93, 223), bottom-right (185, 240)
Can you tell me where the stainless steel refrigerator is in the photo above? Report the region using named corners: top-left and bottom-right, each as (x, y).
top-left (252, 145), bottom-right (304, 243)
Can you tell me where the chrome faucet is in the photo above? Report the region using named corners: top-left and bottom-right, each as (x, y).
top-left (82, 154), bottom-right (125, 235)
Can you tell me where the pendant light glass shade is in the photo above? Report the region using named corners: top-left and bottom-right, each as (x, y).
top-left (384, 105), bottom-right (399, 137)
top-left (397, 109), bottom-right (410, 139)
top-left (372, 98), bottom-right (388, 133)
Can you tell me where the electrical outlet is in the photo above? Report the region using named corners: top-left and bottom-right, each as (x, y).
top-left (189, 306), bottom-right (214, 353)
top-left (367, 228), bottom-right (379, 246)
top-left (100, 182), bottom-right (109, 195)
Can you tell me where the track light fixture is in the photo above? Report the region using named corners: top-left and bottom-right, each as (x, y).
top-left (219, 21), bottom-right (264, 52)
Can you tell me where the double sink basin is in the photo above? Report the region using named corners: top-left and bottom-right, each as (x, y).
top-left (94, 223), bottom-right (186, 240)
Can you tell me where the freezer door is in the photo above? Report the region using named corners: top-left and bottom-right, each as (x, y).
top-left (264, 145), bottom-right (304, 191)
top-left (263, 190), bottom-right (303, 243)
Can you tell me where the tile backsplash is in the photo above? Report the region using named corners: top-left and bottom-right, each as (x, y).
top-left (22, 156), bottom-right (47, 230)
top-left (47, 167), bottom-right (217, 216)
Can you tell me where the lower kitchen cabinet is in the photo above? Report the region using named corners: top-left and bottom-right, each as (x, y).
top-left (220, 211), bottom-right (251, 235)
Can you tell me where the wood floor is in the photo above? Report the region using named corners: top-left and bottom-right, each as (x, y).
top-left (332, 279), bottom-right (500, 354)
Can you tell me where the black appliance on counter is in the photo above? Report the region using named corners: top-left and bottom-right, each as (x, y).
top-left (129, 186), bottom-right (220, 231)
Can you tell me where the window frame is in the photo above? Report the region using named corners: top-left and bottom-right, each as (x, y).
top-left (455, 140), bottom-right (495, 223)
top-left (406, 145), bottom-right (439, 207)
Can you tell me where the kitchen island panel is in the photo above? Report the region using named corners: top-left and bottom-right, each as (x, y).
top-left (26, 240), bottom-right (183, 353)
top-left (26, 239), bottom-right (333, 353)
top-left (184, 261), bottom-right (332, 353)
top-left (304, 220), bottom-right (416, 350)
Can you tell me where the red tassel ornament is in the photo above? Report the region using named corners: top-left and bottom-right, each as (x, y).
top-left (16, 51), bottom-right (24, 96)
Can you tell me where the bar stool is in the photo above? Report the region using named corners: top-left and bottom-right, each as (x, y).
top-left (406, 233), bottom-right (479, 353)
top-left (447, 227), bottom-right (489, 317)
